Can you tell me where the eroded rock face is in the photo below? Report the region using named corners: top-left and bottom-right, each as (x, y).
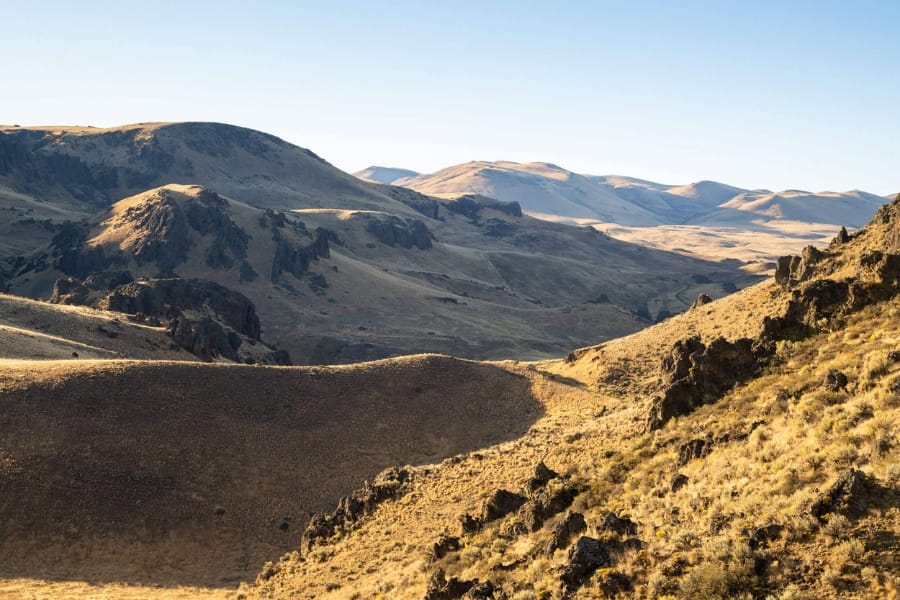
top-left (364, 215), bottom-right (434, 250)
top-left (648, 336), bottom-right (758, 430)
top-left (100, 278), bottom-right (261, 339)
top-left (774, 245), bottom-right (824, 289)
top-left (300, 466), bottom-right (411, 555)
top-left (270, 227), bottom-right (334, 280)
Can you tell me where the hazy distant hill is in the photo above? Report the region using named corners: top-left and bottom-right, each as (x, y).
top-left (384, 161), bottom-right (886, 267)
top-left (0, 123), bottom-right (755, 364)
top-left (354, 165), bottom-right (420, 184)
top-left (390, 160), bottom-right (884, 230)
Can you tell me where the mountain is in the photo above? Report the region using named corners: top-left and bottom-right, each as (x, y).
top-left (396, 161), bottom-right (886, 267)
top-left (396, 161), bottom-right (663, 225)
top-left (0, 123), bottom-right (757, 364)
top-left (354, 165), bottom-right (420, 183)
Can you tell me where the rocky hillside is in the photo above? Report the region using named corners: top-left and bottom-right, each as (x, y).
top-left (0, 124), bottom-right (758, 364)
top-left (248, 196), bottom-right (900, 599)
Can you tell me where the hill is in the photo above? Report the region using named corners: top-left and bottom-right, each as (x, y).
top-left (355, 165), bottom-right (420, 183)
top-left (248, 196), bottom-right (900, 599)
top-left (0, 124), bottom-right (757, 364)
top-left (394, 161), bottom-right (886, 268)
top-left (0, 355), bottom-right (543, 597)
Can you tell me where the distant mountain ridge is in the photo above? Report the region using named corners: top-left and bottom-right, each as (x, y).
top-left (368, 160), bottom-right (885, 231)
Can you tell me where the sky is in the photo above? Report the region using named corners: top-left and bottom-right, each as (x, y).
top-left (1, 1), bottom-right (898, 194)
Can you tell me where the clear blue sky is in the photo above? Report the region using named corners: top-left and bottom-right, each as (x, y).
top-left (2, 1), bottom-right (898, 194)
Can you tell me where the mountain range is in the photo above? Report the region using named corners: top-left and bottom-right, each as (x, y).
top-left (357, 161), bottom-right (888, 268)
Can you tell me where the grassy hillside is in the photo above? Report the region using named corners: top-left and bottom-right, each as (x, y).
top-left (249, 199), bottom-right (900, 599)
top-left (0, 355), bottom-right (542, 595)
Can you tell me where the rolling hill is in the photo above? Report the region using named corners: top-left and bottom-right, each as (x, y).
top-left (0, 123), bottom-right (757, 364)
top-left (355, 166), bottom-right (420, 184)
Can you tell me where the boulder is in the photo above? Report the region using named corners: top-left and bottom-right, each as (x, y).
top-left (545, 511), bottom-right (586, 555)
top-left (430, 534), bottom-right (461, 562)
top-left (690, 293), bottom-right (712, 309)
top-left (424, 569), bottom-right (484, 600)
top-left (671, 473), bottom-right (689, 493)
top-left (479, 489), bottom-right (527, 525)
top-left (810, 469), bottom-right (870, 521)
top-left (741, 524), bottom-right (784, 549)
top-left (824, 368), bottom-right (849, 391)
top-left (597, 511), bottom-right (638, 536)
top-left (560, 536), bottom-right (611, 592)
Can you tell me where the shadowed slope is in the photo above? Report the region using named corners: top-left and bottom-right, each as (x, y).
top-left (0, 355), bottom-right (542, 589)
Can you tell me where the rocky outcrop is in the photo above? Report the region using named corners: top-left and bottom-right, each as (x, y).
top-left (168, 316), bottom-right (240, 361)
top-left (648, 335), bottom-right (759, 430)
top-left (51, 221), bottom-right (119, 278)
top-left (774, 245), bottom-right (824, 289)
top-left (810, 469), bottom-right (870, 521)
top-left (560, 536), bottom-right (611, 592)
top-left (50, 277), bottom-right (90, 305)
top-left (459, 489), bottom-right (527, 535)
top-left (500, 466), bottom-right (579, 537)
top-left (443, 195), bottom-right (523, 221)
top-left (364, 215), bottom-right (434, 250)
top-left (430, 534), bottom-right (461, 562)
top-left (381, 185), bottom-right (440, 219)
top-left (597, 511), bottom-right (638, 536)
top-left (424, 569), bottom-right (494, 600)
top-left (99, 278), bottom-right (261, 339)
top-left (545, 511), bottom-right (586, 555)
top-left (270, 227), bottom-right (335, 280)
top-left (300, 467), bottom-right (411, 554)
